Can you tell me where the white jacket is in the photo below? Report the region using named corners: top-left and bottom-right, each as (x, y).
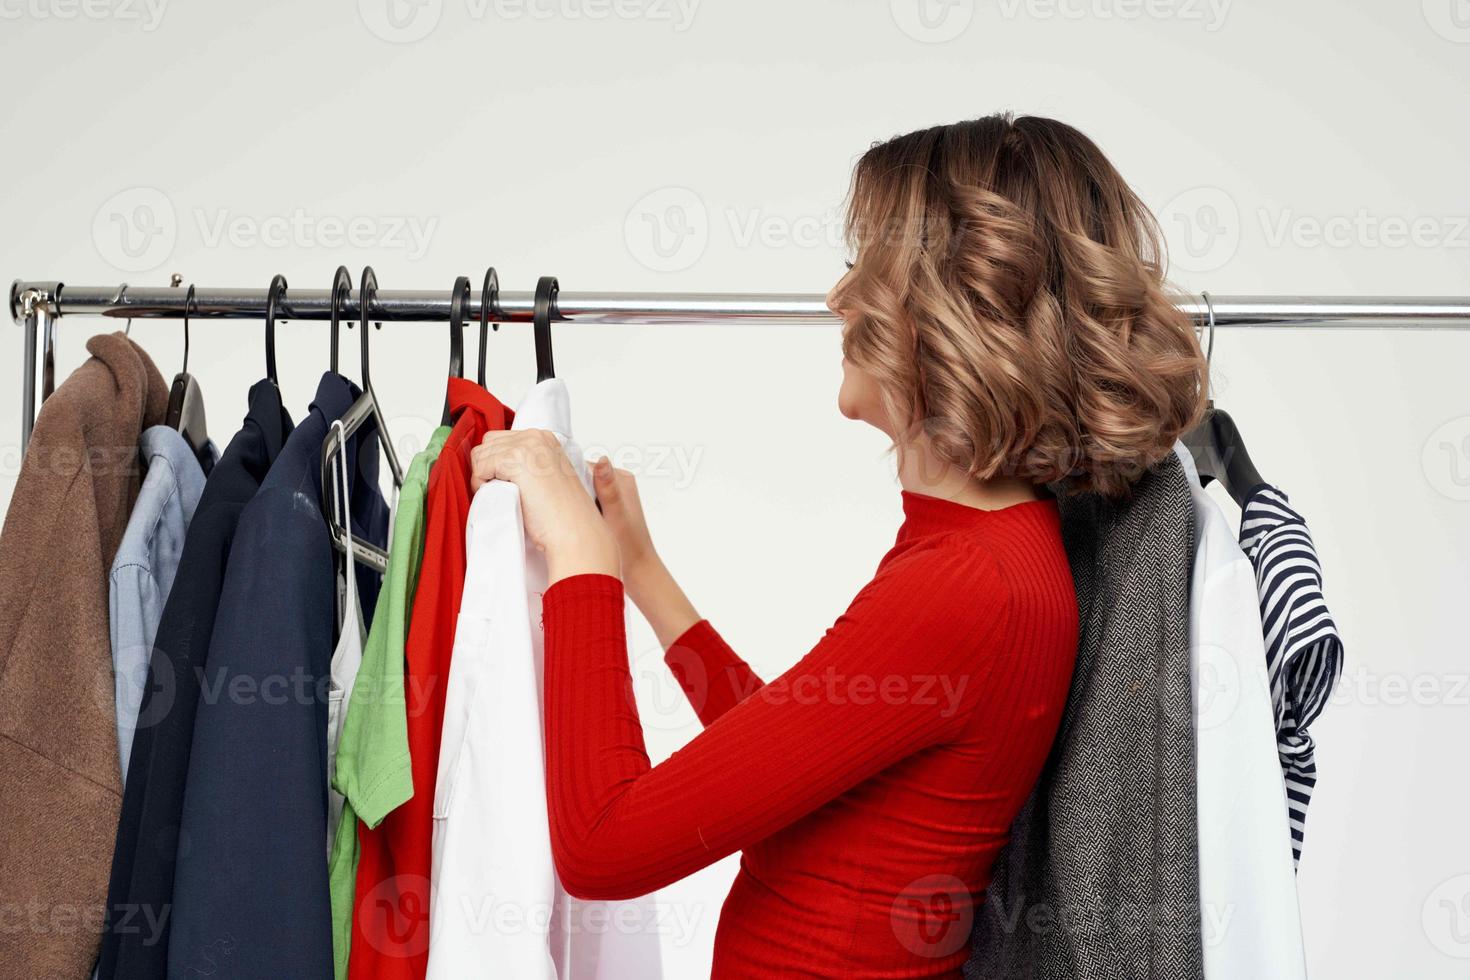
top-left (1176, 446), bottom-right (1307, 979)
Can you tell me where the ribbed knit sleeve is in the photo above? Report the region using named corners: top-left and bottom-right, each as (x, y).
top-left (541, 539), bottom-right (1017, 901)
top-left (662, 619), bottom-right (764, 727)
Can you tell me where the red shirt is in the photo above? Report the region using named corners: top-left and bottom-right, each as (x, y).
top-left (349, 379), bottom-right (512, 980)
top-left (541, 492), bottom-right (1079, 979)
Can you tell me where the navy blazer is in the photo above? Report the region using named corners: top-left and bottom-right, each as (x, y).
top-left (166, 373), bottom-right (388, 980)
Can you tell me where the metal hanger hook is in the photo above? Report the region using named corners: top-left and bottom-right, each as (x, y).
top-left (112, 283), bottom-right (131, 335)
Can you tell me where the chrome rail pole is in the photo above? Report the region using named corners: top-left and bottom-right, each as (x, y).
top-left (12, 279), bottom-right (1470, 452)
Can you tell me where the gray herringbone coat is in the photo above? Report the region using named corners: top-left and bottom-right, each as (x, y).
top-left (965, 452), bottom-right (1204, 980)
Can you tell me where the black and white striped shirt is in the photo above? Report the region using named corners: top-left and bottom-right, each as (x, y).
top-left (1238, 485), bottom-right (1344, 868)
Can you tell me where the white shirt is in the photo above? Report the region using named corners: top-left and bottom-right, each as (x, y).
top-left (1175, 446), bottom-right (1306, 979)
top-left (326, 420), bottom-right (367, 856)
top-left (428, 379), bottom-right (664, 980)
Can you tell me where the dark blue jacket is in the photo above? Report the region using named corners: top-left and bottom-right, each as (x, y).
top-left (166, 373), bottom-right (388, 980)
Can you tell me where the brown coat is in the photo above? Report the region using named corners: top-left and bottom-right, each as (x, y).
top-left (0, 333), bottom-right (168, 979)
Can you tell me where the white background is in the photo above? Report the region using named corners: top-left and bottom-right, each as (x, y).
top-left (2, 1), bottom-right (1468, 976)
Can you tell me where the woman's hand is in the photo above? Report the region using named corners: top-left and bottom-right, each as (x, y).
top-left (591, 458), bottom-right (658, 577)
top-left (470, 429), bottom-right (619, 584)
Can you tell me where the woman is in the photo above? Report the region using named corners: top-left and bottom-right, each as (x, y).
top-left (471, 113), bottom-right (1207, 978)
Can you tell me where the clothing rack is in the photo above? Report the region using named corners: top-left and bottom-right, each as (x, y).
top-left (11, 278), bottom-right (1470, 451)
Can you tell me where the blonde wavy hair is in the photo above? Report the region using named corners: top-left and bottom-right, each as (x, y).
top-left (830, 113), bottom-right (1207, 498)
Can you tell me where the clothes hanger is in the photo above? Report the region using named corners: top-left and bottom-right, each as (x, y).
top-left (534, 275), bottom-right (557, 383)
top-left (166, 283), bottom-right (213, 471)
top-left (478, 267), bottom-right (500, 388)
top-left (328, 265), bottom-right (352, 375)
top-left (354, 267), bottom-right (399, 449)
top-left (116, 282), bottom-right (132, 337)
top-left (319, 266), bottom-right (404, 574)
top-left (441, 275), bottom-right (469, 426)
top-left (265, 274), bottom-right (287, 389)
top-left (1181, 290), bottom-right (1266, 508)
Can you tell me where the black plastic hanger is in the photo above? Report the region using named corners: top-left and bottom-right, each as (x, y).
top-left (166, 284), bottom-right (212, 472)
top-left (478, 267), bottom-right (500, 388)
top-left (533, 275), bottom-right (557, 383)
top-left (265, 274), bottom-right (287, 388)
top-left (320, 266), bottom-right (405, 574)
top-left (441, 276), bottom-right (469, 426)
top-left (328, 265), bottom-right (352, 375)
top-left (1182, 291), bottom-right (1265, 508)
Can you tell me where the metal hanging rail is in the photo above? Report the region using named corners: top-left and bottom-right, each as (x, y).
top-left (12, 280), bottom-right (1470, 327)
top-left (11, 278), bottom-right (1470, 450)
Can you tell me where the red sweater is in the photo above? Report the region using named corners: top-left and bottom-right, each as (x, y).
top-left (541, 491), bottom-right (1079, 978)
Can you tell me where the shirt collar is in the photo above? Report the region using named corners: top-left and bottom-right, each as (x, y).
top-left (243, 378), bottom-right (292, 464)
top-left (121, 425), bottom-right (210, 556)
top-left (446, 376), bottom-right (513, 430)
top-left (310, 371), bottom-right (360, 424)
top-left (138, 424), bottom-right (207, 484)
top-left (511, 378), bottom-right (572, 437)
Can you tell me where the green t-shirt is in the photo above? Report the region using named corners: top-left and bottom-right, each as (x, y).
top-left (328, 426), bottom-right (451, 980)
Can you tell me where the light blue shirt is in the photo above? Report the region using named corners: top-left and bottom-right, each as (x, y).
top-left (109, 426), bottom-right (212, 783)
